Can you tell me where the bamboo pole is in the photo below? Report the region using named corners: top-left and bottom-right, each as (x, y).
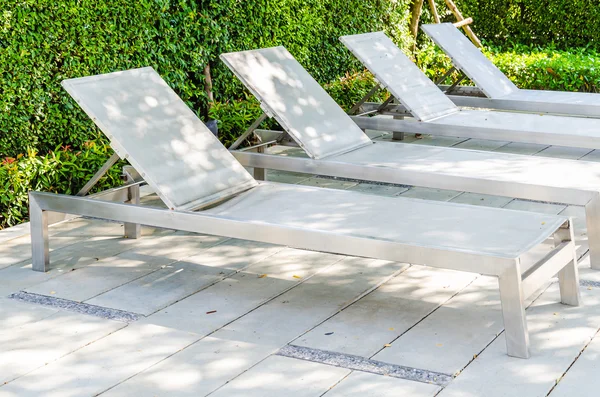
top-left (453, 17), bottom-right (473, 28)
top-left (409, 0), bottom-right (425, 50)
top-left (443, 0), bottom-right (482, 47)
top-left (427, 0), bottom-right (441, 24)
top-left (203, 63), bottom-right (214, 107)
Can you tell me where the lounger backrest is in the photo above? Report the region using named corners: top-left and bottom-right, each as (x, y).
top-left (62, 67), bottom-right (257, 211)
top-left (422, 23), bottom-right (518, 98)
top-left (340, 32), bottom-right (459, 122)
top-left (220, 47), bottom-right (372, 160)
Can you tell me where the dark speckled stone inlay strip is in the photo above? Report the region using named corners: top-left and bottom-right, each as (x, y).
top-left (277, 344), bottom-right (452, 386)
top-left (8, 291), bottom-right (140, 322)
top-left (580, 279), bottom-right (600, 288)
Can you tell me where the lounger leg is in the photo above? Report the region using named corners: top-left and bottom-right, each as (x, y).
top-left (392, 116), bottom-right (405, 141)
top-left (498, 264), bottom-right (530, 358)
top-left (124, 183), bottom-right (141, 239)
top-left (123, 168), bottom-right (141, 239)
top-left (252, 146), bottom-right (266, 181)
top-left (29, 193), bottom-right (50, 272)
top-left (585, 194), bottom-right (600, 270)
top-left (555, 222), bottom-right (581, 306)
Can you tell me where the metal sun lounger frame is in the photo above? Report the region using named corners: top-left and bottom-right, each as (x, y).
top-left (28, 185), bottom-right (581, 360)
top-left (218, 46), bottom-right (600, 270)
top-left (28, 67), bottom-right (581, 359)
top-left (420, 23), bottom-right (600, 118)
top-left (339, 32), bottom-right (600, 153)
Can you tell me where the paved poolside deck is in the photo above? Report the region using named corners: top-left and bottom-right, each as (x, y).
top-left (2, 131), bottom-right (600, 396)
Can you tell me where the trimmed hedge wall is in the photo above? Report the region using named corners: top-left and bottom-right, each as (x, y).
top-left (455, 0), bottom-right (600, 48)
top-left (0, 141), bottom-right (123, 228)
top-left (488, 45), bottom-right (600, 93)
top-left (417, 42), bottom-right (600, 93)
top-left (0, 0), bottom-right (411, 157)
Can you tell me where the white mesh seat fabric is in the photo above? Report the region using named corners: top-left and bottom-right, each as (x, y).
top-left (220, 47), bottom-right (372, 159)
top-left (62, 67), bottom-right (257, 211)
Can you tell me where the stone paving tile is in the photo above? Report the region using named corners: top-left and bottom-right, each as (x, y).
top-left (0, 311), bottom-right (126, 386)
top-left (324, 371), bottom-right (439, 397)
top-left (0, 264), bottom-right (61, 297)
top-left (398, 187), bottom-right (463, 202)
top-left (493, 142), bottom-right (549, 155)
top-left (295, 266), bottom-right (476, 357)
top-left (549, 321), bottom-right (600, 396)
top-left (408, 135), bottom-right (469, 147)
top-left (86, 260), bottom-right (242, 316)
top-left (101, 257), bottom-right (405, 397)
top-left (208, 355), bottom-right (349, 397)
top-left (126, 232), bottom-right (227, 261)
top-left (266, 170), bottom-right (313, 184)
top-left (24, 250), bottom-right (187, 303)
top-left (450, 192), bottom-right (513, 208)
top-left (139, 248), bottom-right (340, 334)
top-left (0, 222), bottom-right (32, 245)
top-left (579, 149), bottom-right (600, 162)
top-left (437, 285), bottom-right (600, 397)
top-left (374, 276), bottom-right (503, 375)
top-left (0, 228), bottom-right (176, 297)
top-left (503, 199), bottom-right (567, 215)
top-left (0, 296), bottom-right (58, 330)
top-left (372, 132), bottom-right (420, 143)
top-left (0, 323), bottom-right (199, 396)
top-left (534, 146), bottom-right (593, 160)
top-left (347, 183), bottom-right (410, 197)
top-left (0, 219), bottom-right (125, 270)
top-left (453, 138), bottom-right (510, 151)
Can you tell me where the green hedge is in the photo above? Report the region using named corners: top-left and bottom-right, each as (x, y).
top-left (0, 141), bottom-right (122, 229)
top-left (417, 42), bottom-right (600, 93)
top-left (455, 0), bottom-right (600, 48)
top-left (0, 0), bottom-right (412, 157)
top-left (488, 45), bottom-right (600, 93)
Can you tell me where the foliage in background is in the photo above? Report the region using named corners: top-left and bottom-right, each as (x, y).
top-left (210, 0), bottom-right (412, 100)
top-left (417, 42), bottom-right (600, 93)
top-left (3, 0), bottom-right (600, 230)
top-left (488, 45), bottom-right (600, 93)
top-left (208, 95), bottom-right (263, 148)
top-left (0, 141), bottom-right (122, 229)
top-left (455, 0), bottom-right (600, 49)
top-left (0, 0), bottom-right (412, 157)
top-left (324, 71), bottom-right (389, 111)
top-left (1, 0), bottom-right (215, 156)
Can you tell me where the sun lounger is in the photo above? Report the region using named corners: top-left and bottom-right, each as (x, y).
top-left (339, 32), bottom-right (600, 151)
top-left (29, 67), bottom-right (581, 358)
top-left (220, 46), bottom-right (600, 269)
top-left (422, 23), bottom-right (600, 117)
